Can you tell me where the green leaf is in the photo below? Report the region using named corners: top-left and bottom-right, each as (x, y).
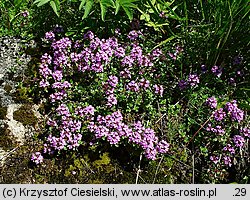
top-left (37, 0), bottom-right (50, 7)
top-left (79, 0), bottom-right (86, 11)
top-left (122, 6), bottom-right (133, 20)
top-left (100, 0), bottom-right (115, 21)
top-left (115, 0), bottom-right (121, 15)
top-left (50, 1), bottom-right (59, 17)
top-left (152, 35), bottom-right (178, 50)
top-left (115, 0), bottom-right (138, 20)
top-left (34, 0), bottom-right (42, 4)
top-left (82, 0), bottom-right (94, 19)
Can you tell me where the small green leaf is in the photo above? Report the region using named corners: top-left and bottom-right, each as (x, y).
top-left (82, 0), bottom-right (94, 19)
top-left (37, 0), bottom-right (50, 7)
top-left (34, 0), bottom-right (41, 4)
top-left (122, 6), bottom-right (133, 20)
top-left (115, 0), bottom-right (121, 15)
top-left (100, 0), bottom-right (115, 21)
top-left (79, 0), bottom-right (86, 11)
top-left (152, 35), bottom-right (177, 50)
top-left (50, 1), bottom-right (59, 17)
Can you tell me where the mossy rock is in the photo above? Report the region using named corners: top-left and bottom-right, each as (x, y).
top-left (13, 104), bottom-right (37, 126)
top-left (0, 123), bottom-right (18, 151)
top-left (0, 106), bottom-right (7, 119)
top-left (3, 84), bottom-right (12, 93)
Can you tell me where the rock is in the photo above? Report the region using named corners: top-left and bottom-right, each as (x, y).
top-left (0, 36), bottom-right (41, 166)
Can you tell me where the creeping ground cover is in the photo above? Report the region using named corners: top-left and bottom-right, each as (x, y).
top-left (0, 0), bottom-right (249, 183)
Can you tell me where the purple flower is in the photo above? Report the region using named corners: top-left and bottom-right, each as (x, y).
top-left (128, 30), bottom-right (140, 40)
top-left (52, 81), bottom-right (71, 89)
top-left (156, 140), bottom-right (170, 153)
top-left (159, 11), bottom-right (166, 18)
top-left (139, 78), bottom-right (150, 89)
top-left (39, 64), bottom-right (52, 78)
top-left (84, 105), bottom-right (95, 115)
top-left (168, 52), bottom-right (177, 60)
top-left (114, 47), bottom-right (125, 58)
top-left (126, 81), bottom-right (140, 92)
top-left (188, 73), bottom-right (200, 87)
top-left (41, 53), bottom-right (52, 65)
top-left (45, 31), bottom-right (55, 41)
top-left (225, 100), bottom-right (244, 122)
top-left (153, 84), bottom-right (164, 96)
top-left (122, 56), bottom-right (134, 67)
top-left (21, 10), bottom-right (29, 17)
top-left (206, 97), bottom-right (217, 109)
top-left (144, 147), bottom-right (157, 160)
top-left (108, 75), bottom-right (119, 87)
top-left (206, 124), bottom-right (225, 134)
top-left (233, 135), bottom-right (245, 147)
top-left (115, 28), bottom-right (121, 35)
top-left (223, 156), bottom-right (232, 167)
top-left (107, 131), bottom-right (121, 145)
top-left (52, 70), bottom-right (63, 81)
top-left (213, 108), bottom-right (226, 121)
top-left (31, 152), bottom-right (43, 164)
top-left (152, 48), bottom-right (162, 58)
top-left (84, 31), bottom-right (95, 40)
top-left (229, 77), bottom-right (236, 85)
top-left (120, 68), bottom-right (131, 79)
top-left (56, 104), bottom-right (70, 116)
top-left (230, 108), bottom-right (244, 122)
top-left (50, 90), bottom-right (67, 102)
top-left (178, 80), bottom-right (188, 90)
top-left (225, 100), bottom-right (237, 112)
top-left (211, 65), bottom-right (222, 77)
top-left (240, 128), bottom-right (250, 138)
top-left (106, 94), bottom-right (118, 107)
top-left (39, 79), bottom-right (50, 88)
top-left (51, 37), bottom-right (72, 51)
top-left (210, 155), bottom-right (219, 164)
top-left (223, 144), bottom-right (235, 154)
top-left (47, 118), bottom-right (57, 127)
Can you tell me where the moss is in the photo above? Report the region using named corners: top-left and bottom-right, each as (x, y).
top-left (0, 123), bottom-right (18, 151)
top-left (11, 87), bottom-right (32, 103)
top-left (0, 106), bottom-right (7, 119)
top-left (0, 141), bottom-right (44, 183)
top-left (3, 84), bottom-right (12, 93)
top-left (13, 104), bottom-right (37, 126)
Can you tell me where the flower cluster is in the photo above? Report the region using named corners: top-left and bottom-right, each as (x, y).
top-left (206, 124), bottom-right (225, 135)
top-left (240, 127), bottom-right (250, 138)
top-left (178, 73), bottom-right (200, 90)
top-left (206, 98), bottom-right (244, 123)
top-left (233, 135), bottom-right (245, 148)
top-left (88, 111), bottom-right (169, 160)
top-left (31, 152), bottom-right (44, 164)
top-left (33, 30), bottom-right (173, 164)
top-left (206, 97), bottom-right (248, 168)
top-left (223, 144), bottom-right (235, 154)
top-left (127, 30), bottom-right (143, 40)
top-left (213, 108), bottom-right (226, 121)
top-left (225, 100), bottom-right (244, 122)
top-left (188, 73), bottom-right (200, 87)
top-left (211, 65), bottom-right (222, 77)
top-left (103, 75), bottom-right (119, 107)
top-left (206, 97), bottom-right (217, 109)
